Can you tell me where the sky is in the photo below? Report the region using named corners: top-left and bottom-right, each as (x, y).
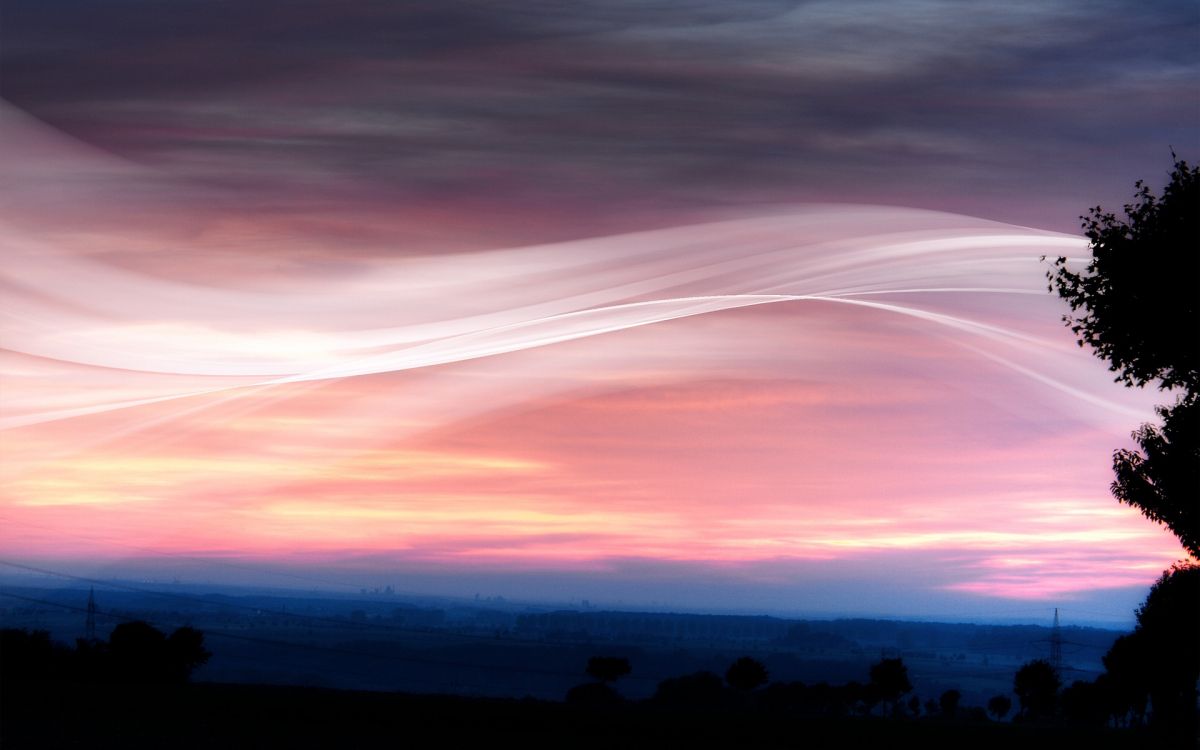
top-left (1, 0), bottom-right (1197, 625)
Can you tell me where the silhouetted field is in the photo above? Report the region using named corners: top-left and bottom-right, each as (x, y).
top-left (0, 680), bottom-right (1158, 750)
top-left (2, 587), bottom-right (1191, 748)
top-left (0, 584), bottom-right (1120, 705)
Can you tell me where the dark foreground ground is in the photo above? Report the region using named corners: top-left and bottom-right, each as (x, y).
top-left (1, 681), bottom-right (1178, 750)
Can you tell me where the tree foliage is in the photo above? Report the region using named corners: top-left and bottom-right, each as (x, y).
top-left (109, 620), bottom-right (211, 683)
top-left (867, 657), bottom-right (911, 716)
top-left (1046, 157), bottom-right (1198, 735)
top-left (938, 688), bottom-right (961, 719)
top-left (1112, 394), bottom-right (1200, 558)
top-left (1047, 158), bottom-right (1199, 392)
top-left (0, 621), bottom-right (210, 685)
top-left (1048, 158), bottom-right (1200, 558)
top-left (1130, 564), bottom-right (1200, 726)
top-left (986, 694), bottom-right (1011, 721)
top-left (585, 656), bottom-right (631, 684)
top-left (1092, 569), bottom-right (1200, 731)
top-left (1013, 659), bottom-right (1060, 719)
top-left (724, 656), bottom-right (769, 692)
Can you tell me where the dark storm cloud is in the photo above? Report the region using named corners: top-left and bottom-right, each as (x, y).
top-left (3, 0), bottom-right (1197, 234)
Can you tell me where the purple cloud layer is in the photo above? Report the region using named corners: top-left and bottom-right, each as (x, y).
top-left (3, 0), bottom-right (1197, 238)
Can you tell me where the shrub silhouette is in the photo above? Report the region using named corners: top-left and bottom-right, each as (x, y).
top-left (868, 658), bottom-right (912, 716)
top-left (1101, 564), bottom-right (1199, 729)
top-left (166, 625), bottom-right (212, 682)
top-left (585, 656), bottom-right (631, 684)
top-left (1061, 680), bottom-right (1108, 727)
top-left (724, 656), bottom-right (768, 692)
top-left (987, 694), bottom-right (1012, 721)
top-left (567, 655), bottom-right (630, 707)
top-left (1100, 635), bottom-right (1150, 725)
top-left (938, 688), bottom-right (961, 719)
top-left (1013, 659), bottom-right (1059, 720)
top-left (109, 621), bottom-right (210, 684)
top-left (109, 620), bottom-right (169, 682)
top-left (1, 622), bottom-right (209, 685)
top-left (906, 694), bottom-right (921, 718)
top-left (0, 629), bottom-right (67, 682)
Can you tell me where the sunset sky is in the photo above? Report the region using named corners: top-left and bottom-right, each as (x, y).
top-left (1, 1), bottom-right (1197, 624)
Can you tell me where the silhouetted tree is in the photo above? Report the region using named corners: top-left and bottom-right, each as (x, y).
top-left (109, 620), bottom-right (169, 683)
top-left (0, 629), bottom-right (68, 682)
top-left (1047, 157), bottom-right (1199, 392)
top-left (71, 635), bottom-right (109, 682)
top-left (1048, 158), bottom-right (1199, 736)
top-left (108, 621), bottom-right (211, 684)
top-left (1013, 659), bottom-right (1060, 720)
top-left (987, 694), bottom-right (1012, 721)
top-left (167, 625), bottom-right (211, 682)
top-left (585, 656), bottom-right (631, 684)
top-left (1112, 397), bottom-right (1200, 559)
top-left (1104, 564), bottom-right (1200, 729)
top-left (868, 657), bottom-right (912, 716)
top-left (724, 656), bottom-right (768, 692)
top-left (939, 688), bottom-right (961, 720)
top-left (1047, 157), bottom-right (1199, 556)
top-left (841, 680), bottom-right (869, 717)
top-left (858, 681), bottom-right (882, 717)
top-left (567, 655), bottom-right (630, 707)
top-left (1101, 634), bottom-right (1150, 726)
top-left (907, 694), bottom-right (921, 718)
top-left (1061, 680), bottom-right (1108, 727)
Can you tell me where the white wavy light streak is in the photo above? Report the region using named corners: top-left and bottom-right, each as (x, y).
top-left (0, 104), bottom-right (1154, 436)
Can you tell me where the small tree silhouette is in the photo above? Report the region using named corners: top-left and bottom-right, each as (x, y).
top-left (109, 620), bottom-right (169, 683)
top-left (568, 656), bottom-right (630, 707)
top-left (108, 621), bottom-right (211, 684)
top-left (585, 656), bottom-right (631, 684)
top-left (868, 658), bottom-right (912, 716)
top-left (167, 625), bottom-right (211, 682)
top-left (1101, 633), bottom-right (1150, 725)
top-left (1061, 680), bottom-right (1108, 727)
top-left (725, 656), bottom-right (769, 692)
top-left (0, 629), bottom-right (63, 682)
top-left (1101, 565), bottom-right (1199, 728)
top-left (907, 694), bottom-right (922, 717)
top-left (939, 688), bottom-right (961, 719)
top-left (987, 694), bottom-right (1012, 721)
top-left (1013, 659), bottom-right (1060, 720)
